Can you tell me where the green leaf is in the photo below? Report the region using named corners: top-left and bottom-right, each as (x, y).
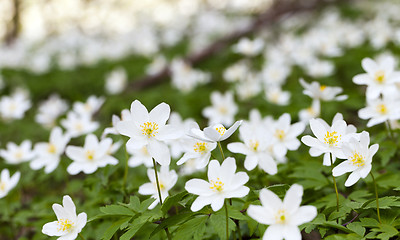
top-left (210, 209), bottom-right (236, 239)
top-left (227, 205), bottom-right (249, 221)
top-left (139, 197), bottom-right (157, 212)
top-left (346, 222), bottom-right (365, 236)
top-left (173, 215), bottom-right (209, 240)
top-left (360, 217), bottom-right (380, 227)
top-left (101, 217), bottom-right (131, 240)
top-left (377, 141), bottom-right (397, 166)
top-left (120, 214), bottom-right (152, 240)
top-left (364, 196), bottom-right (400, 209)
top-left (150, 212), bottom-right (197, 238)
top-left (372, 224), bottom-right (399, 240)
top-left (266, 184), bottom-right (290, 198)
top-left (161, 191), bottom-right (188, 215)
top-left (99, 205), bottom-right (135, 216)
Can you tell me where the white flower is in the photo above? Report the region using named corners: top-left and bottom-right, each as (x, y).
top-left (358, 96), bottom-right (400, 127)
top-left (138, 166), bottom-right (178, 209)
top-left (267, 113), bottom-right (305, 158)
top-left (228, 124), bottom-right (278, 175)
top-left (165, 112), bottom-right (196, 159)
top-left (66, 134), bottom-right (118, 175)
top-left (0, 169), bottom-right (20, 199)
top-left (202, 91), bottom-right (238, 126)
top-left (185, 157), bottom-right (249, 211)
top-left (30, 127), bottom-right (71, 173)
top-left (332, 131), bottom-right (378, 187)
top-left (299, 78), bottom-right (347, 101)
top-left (0, 140), bottom-right (36, 164)
top-left (264, 86), bottom-right (291, 106)
top-left (298, 100), bottom-right (321, 124)
top-left (146, 55), bottom-right (167, 75)
top-left (126, 145), bottom-right (153, 168)
top-left (301, 114), bottom-right (358, 166)
top-left (247, 184), bottom-right (317, 240)
top-left (235, 73), bottom-right (262, 100)
top-left (170, 59), bottom-right (211, 93)
top-left (116, 100), bottom-right (181, 166)
top-left (35, 94), bottom-right (69, 129)
top-left (0, 92), bottom-right (31, 121)
top-left (61, 112), bottom-right (99, 138)
top-left (101, 109), bottom-right (131, 139)
top-left (72, 95), bottom-right (105, 116)
top-left (262, 62), bottom-right (290, 87)
top-left (305, 59), bottom-right (334, 78)
top-left (42, 195), bottom-right (87, 240)
top-left (232, 37), bottom-right (264, 57)
top-left (177, 125), bottom-right (217, 169)
top-left (189, 120), bottom-right (242, 143)
top-left (105, 68), bottom-right (127, 95)
top-left (353, 57), bottom-right (400, 99)
top-left (223, 61), bottom-right (249, 83)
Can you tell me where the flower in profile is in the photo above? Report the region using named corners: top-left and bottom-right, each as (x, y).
top-left (101, 109), bottom-right (131, 139)
top-left (202, 91), bottom-right (238, 126)
top-left (0, 140), bottom-right (36, 165)
top-left (30, 127), bottom-right (71, 173)
top-left (247, 184), bottom-right (317, 240)
top-left (185, 157), bottom-right (249, 212)
top-left (301, 114), bottom-right (357, 166)
top-left (0, 169), bottom-right (20, 199)
top-left (116, 100), bottom-right (182, 165)
top-left (138, 166), bottom-right (178, 209)
top-left (66, 134), bottom-right (118, 175)
top-left (299, 78), bottom-right (347, 102)
top-left (332, 131), bottom-right (378, 187)
top-left (42, 195), bottom-right (87, 240)
top-left (189, 120), bottom-right (242, 143)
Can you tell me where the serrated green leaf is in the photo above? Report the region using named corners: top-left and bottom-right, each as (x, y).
top-left (227, 205), bottom-right (249, 221)
top-left (364, 196), bottom-right (400, 209)
top-left (150, 212), bottom-right (197, 238)
top-left (120, 214), bottom-right (151, 240)
top-left (210, 209), bottom-right (236, 239)
top-left (348, 190), bottom-right (372, 202)
top-left (100, 205), bottom-right (134, 216)
top-left (173, 215), bottom-right (209, 240)
top-left (101, 217), bottom-right (131, 240)
top-left (372, 224), bottom-right (399, 240)
top-left (139, 197), bottom-right (157, 212)
top-left (161, 191), bottom-right (188, 215)
top-left (360, 217), bottom-right (380, 227)
top-left (346, 222), bottom-right (365, 236)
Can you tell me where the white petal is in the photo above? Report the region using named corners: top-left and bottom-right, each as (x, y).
top-left (225, 186), bottom-right (249, 198)
top-left (247, 205), bottom-right (274, 225)
top-left (258, 154), bottom-right (278, 175)
top-left (191, 196), bottom-right (212, 212)
top-left (185, 179), bottom-right (213, 196)
top-left (345, 171), bottom-right (361, 187)
top-left (42, 221), bottom-right (63, 236)
top-left (282, 225), bottom-right (302, 240)
top-left (207, 160), bottom-right (221, 181)
top-left (220, 120), bottom-right (242, 141)
top-left (332, 161), bottom-right (356, 177)
top-left (210, 196), bottom-right (225, 211)
top-left (263, 225), bottom-right (285, 240)
top-left (130, 100), bottom-right (149, 127)
top-left (309, 119), bottom-right (327, 141)
top-left (259, 188), bottom-right (282, 211)
top-left (283, 184), bottom-right (303, 214)
top-left (227, 142), bottom-right (249, 155)
top-left (147, 140), bottom-right (170, 166)
top-left (291, 205), bottom-right (317, 226)
top-left (149, 102), bottom-right (170, 126)
top-left (244, 155), bottom-right (258, 171)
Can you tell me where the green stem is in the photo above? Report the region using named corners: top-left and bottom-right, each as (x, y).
top-left (329, 153), bottom-right (340, 212)
top-left (79, 233), bottom-right (86, 240)
top-left (123, 145), bottom-right (129, 196)
top-left (152, 158), bottom-right (163, 205)
top-left (218, 141), bottom-right (225, 160)
top-left (385, 121), bottom-right (394, 140)
top-left (165, 228), bottom-right (172, 240)
top-left (370, 172), bottom-right (382, 224)
top-left (235, 220), bottom-right (242, 240)
top-left (224, 200), bottom-right (229, 240)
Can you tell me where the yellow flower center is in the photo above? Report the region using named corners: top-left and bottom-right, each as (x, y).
top-left (193, 142), bottom-right (208, 153)
top-left (86, 150), bottom-right (95, 161)
top-left (350, 152), bottom-right (365, 167)
top-left (218, 106), bottom-right (228, 114)
top-left (376, 104), bottom-right (387, 114)
top-left (374, 70), bottom-right (385, 84)
top-left (0, 181), bottom-right (5, 191)
top-left (324, 131), bottom-right (341, 146)
top-left (307, 107), bottom-right (315, 114)
top-left (216, 126), bottom-right (226, 136)
top-left (140, 122), bottom-right (159, 137)
top-left (75, 123), bottom-right (83, 131)
top-left (57, 219), bottom-right (74, 232)
top-left (48, 144), bottom-right (57, 154)
top-left (275, 209), bottom-right (287, 224)
top-left (249, 140), bottom-right (259, 152)
top-left (14, 151), bottom-right (23, 159)
top-left (274, 130), bottom-right (285, 140)
top-left (320, 85), bottom-right (327, 91)
top-left (210, 178), bottom-right (224, 192)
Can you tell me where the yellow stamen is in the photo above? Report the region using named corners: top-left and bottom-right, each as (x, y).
top-left (140, 122), bottom-right (159, 137)
top-left (86, 150), bottom-right (95, 161)
top-left (320, 85), bottom-right (327, 91)
top-left (14, 151), bottom-right (23, 159)
top-left (350, 152), bottom-right (365, 167)
top-left (48, 144), bottom-right (57, 154)
top-left (324, 131), bottom-right (341, 146)
top-left (374, 70), bottom-right (385, 84)
top-left (57, 219), bottom-right (74, 232)
top-left (209, 178), bottom-right (224, 192)
top-left (376, 104), bottom-right (387, 114)
top-left (218, 107), bottom-right (228, 114)
top-left (249, 140), bottom-right (259, 152)
top-left (275, 209), bottom-right (287, 224)
top-left (215, 127), bottom-right (226, 136)
top-left (193, 142), bottom-right (208, 153)
top-left (0, 182), bottom-right (5, 191)
top-left (274, 130), bottom-right (285, 140)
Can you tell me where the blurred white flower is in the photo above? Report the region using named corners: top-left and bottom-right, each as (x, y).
top-left (261, 62), bottom-right (290, 87)
top-left (223, 61), bottom-right (249, 83)
top-left (0, 140), bottom-right (35, 165)
top-left (358, 95), bottom-right (400, 127)
top-left (146, 55), bottom-right (167, 75)
top-left (202, 91), bottom-right (238, 126)
top-left (138, 166), bottom-right (178, 209)
top-left (66, 134), bottom-right (118, 175)
top-left (264, 86), bottom-right (290, 106)
top-left (72, 95), bottom-right (105, 116)
top-left (0, 169), bottom-right (20, 199)
top-left (126, 145), bottom-right (153, 168)
top-left (185, 157), bottom-right (249, 211)
top-left (105, 68), bottom-right (127, 95)
top-left (298, 100), bottom-right (321, 124)
top-left (101, 109), bottom-right (131, 139)
top-left (170, 59), bottom-right (210, 93)
top-left (247, 184), bottom-right (317, 240)
top-left (30, 127), bottom-right (70, 173)
top-left (235, 73), bottom-right (262, 100)
top-left (233, 37), bottom-right (264, 57)
top-left (61, 112), bottom-right (99, 138)
top-left (305, 59), bottom-right (334, 78)
top-left (333, 131), bottom-right (378, 187)
top-left (35, 94), bottom-right (68, 129)
top-left (42, 195), bottom-right (87, 240)
top-left (189, 120), bottom-right (242, 143)
top-left (299, 78), bottom-right (347, 101)
top-left (0, 92), bottom-right (31, 121)
top-left (116, 100), bottom-right (182, 166)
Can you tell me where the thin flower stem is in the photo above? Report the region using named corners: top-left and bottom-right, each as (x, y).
top-left (123, 145), bottom-right (129, 196)
top-left (385, 121), bottom-right (394, 140)
top-left (152, 158), bottom-right (163, 205)
top-left (224, 200), bottom-right (229, 240)
top-left (235, 220), bottom-right (242, 240)
top-left (329, 153), bottom-right (339, 212)
top-left (370, 172), bottom-right (382, 224)
top-left (218, 141), bottom-right (225, 160)
top-left (78, 233), bottom-right (86, 240)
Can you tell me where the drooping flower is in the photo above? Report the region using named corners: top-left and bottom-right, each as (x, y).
top-left (189, 120), bottom-right (242, 143)
top-left (138, 166), bottom-right (178, 209)
top-left (185, 157), bottom-right (249, 212)
top-left (202, 91), bottom-right (238, 126)
top-left (332, 131), bottom-right (378, 187)
top-left (66, 134), bottom-right (118, 175)
top-left (0, 140), bottom-right (36, 165)
top-left (247, 184), bottom-right (317, 240)
top-left (42, 195), bottom-right (87, 240)
top-left (0, 169), bottom-right (20, 199)
top-left (116, 100), bottom-right (182, 165)
top-left (30, 127), bottom-right (71, 173)
top-left (301, 114), bottom-right (358, 166)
